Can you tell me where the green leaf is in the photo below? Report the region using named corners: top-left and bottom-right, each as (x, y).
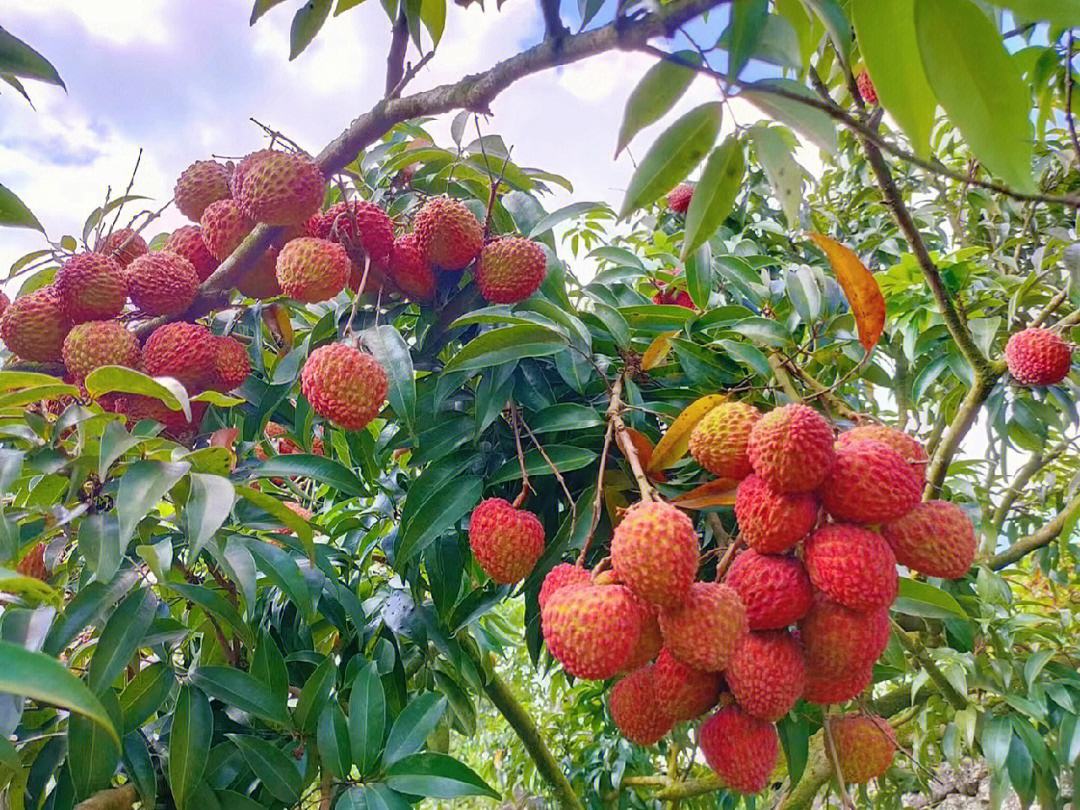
top-left (894, 577), bottom-right (967, 619)
top-left (190, 666), bottom-right (290, 726)
top-left (981, 716), bottom-right (1012, 770)
top-left (250, 0), bottom-right (290, 23)
top-left (78, 514), bottom-right (123, 584)
top-left (383, 694), bottom-right (447, 766)
top-left (803, 0), bottom-right (852, 62)
top-left (252, 631), bottom-right (289, 705)
top-left (119, 662), bottom-right (174, 733)
top-left (246, 539), bottom-right (315, 620)
top-left (852, 0), bottom-right (936, 158)
top-left (419, 0), bottom-right (446, 46)
top-left (170, 685), bottom-right (213, 810)
top-left (444, 325), bottom-right (566, 373)
top-left (84, 366), bottom-right (190, 417)
top-left (488, 445), bottom-right (597, 485)
top-left (235, 485), bottom-right (314, 555)
top-left (749, 125), bottom-right (803, 225)
top-left (122, 731), bottom-right (157, 807)
top-left (619, 102), bottom-right (723, 218)
top-left (289, 0), bottom-right (332, 59)
top-left (227, 735), bottom-right (302, 804)
top-left (385, 753), bottom-right (499, 799)
top-left (168, 583), bottom-right (254, 647)
top-left (729, 316), bottom-right (792, 347)
top-left (363, 325), bottom-right (416, 434)
top-left (685, 242), bottom-right (713, 309)
top-left (396, 477), bottom-right (482, 564)
top-left (337, 785), bottom-right (411, 810)
top-left (317, 703), bottom-right (351, 779)
top-left (88, 588), bottom-right (157, 694)
top-left (0, 642), bottom-right (116, 741)
top-left (741, 79), bottom-right (837, 154)
top-left (527, 404), bottom-right (604, 434)
top-left (0, 27), bottom-right (63, 87)
top-left (43, 571), bottom-right (139, 656)
top-left (528, 201), bottom-right (603, 239)
top-left (117, 460), bottom-right (190, 548)
top-left (0, 182), bottom-right (44, 232)
top-left (185, 474), bottom-right (235, 559)
top-left (293, 656), bottom-right (336, 733)
top-left (98, 420), bottom-right (150, 479)
top-left (682, 136), bottom-right (745, 260)
top-left (614, 50), bottom-right (701, 157)
top-left (250, 454), bottom-right (364, 497)
top-left (726, 0), bottom-right (769, 77)
top-left (914, 0), bottom-right (1035, 193)
top-left (68, 690), bottom-right (121, 800)
top-left (349, 662), bottom-right (387, 775)
top-left (983, 0), bottom-right (1080, 26)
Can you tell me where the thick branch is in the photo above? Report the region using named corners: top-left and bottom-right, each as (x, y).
top-left (989, 489), bottom-right (1080, 570)
top-left (989, 437), bottom-right (1071, 536)
top-left (924, 375), bottom-right (999, 497)
top-left (385, 10), bottom-right (409, 96)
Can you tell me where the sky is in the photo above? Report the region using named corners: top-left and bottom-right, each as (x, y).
top-left (0, 1), bottom-right (755, 280)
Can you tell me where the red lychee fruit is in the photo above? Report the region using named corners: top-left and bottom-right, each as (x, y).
top-left (142, 322), bottom-right (218, 391)
top-left (468, 497), bottom-right (545, 584)
top-left (165, 225), bottom-right (220, 282)
top-left (0, 291), bottom-right (9, 319)
top-left (126, 251), bottom-right (200, 317)
top-left (16, 543), bottom-right (48, 581)
top-left (882, 500), bottom-right (976, 579)
top-left (0, 287), bottom-right (72, 362)
top-left (475, 237), bottom-right (547, 304)
top-left (819, 439), bottom-right (921, 524)
top-left (55, 252), bottom-right (127, 323)
top-left (659, 581), bottom-right (747, 672)
top-left (541, 583), bottom-right (642, 680)
top-left (611, 500), bottom-right (699, 609)
top-left (726, 630), bottom-right (805, 721)
top-left (97, 228), bottom-right (148, 268)
top-left (856, 70), bottom-right (878, 105)
top-left (667, 184), bottom-right (693, 215)
top-left (831, 715), bottom-right (896, 783)
top-left (688, 402), bottom-right (760, 479)
top-left (837, 424), bottom-right (927, 486)
top-left (1005, 327), bottom-right (1072, 386)
top-left (623, 596), bottom-right (663, 671)
top-left (112, 395), bottom-right (208, 443)
top-left (799, 594), bottom-right (890, 678)
top-left (803, 664), bottom-right (874, 705)
top-left (300, 343), bottom-right (388, 431)
top-left (725, 550), bottom-right (813, 630)
top-left (734, 474), bottom-right (819, 554)
top-left (174, 159), bottom-right (232, 222)
top-left (209, 336), bottom-right (251, 392)
top-left (200, 199), bottom-right (255, 261)
top-left (803, 524), bottom-right (897, 611)
top-left (276, 501), bottom-right (313, 534)
top-left (609, 665), bottom-right (675, 745)
top-left (275, 237), bottom-right (349, 303)
top-left (700, 706), bottom-right (778, 794)
top-left (235, 151), bottom-right (325, 226)
top-left (237, 250), bottom-right (283, 299)
top-left (747, 403), bottom-right (835, 493)
top-left (387, 234), bottom-right (435, 302)
top-left (652, 648), bottom-right (723, 722)
top-left (538, 563), bottom-right (591, 610)
top-left (412, 196), bottom-right (484, 271)
top-left (652, 287), bottom-right (695, 308)
top-left (62, 321), bottom-right (141, 383)
top-left (307, 200), bottom-right (395, 269)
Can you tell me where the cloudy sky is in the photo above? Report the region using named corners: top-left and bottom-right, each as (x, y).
top-left (1, 1), bottom-right (751, 279)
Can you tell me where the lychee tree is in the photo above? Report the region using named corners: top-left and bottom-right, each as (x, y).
top-left (1, 2), bottom-right (1080, 809)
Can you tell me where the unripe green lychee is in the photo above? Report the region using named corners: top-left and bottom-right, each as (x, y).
top-left (475, 237), bottom-right (547, 304)
top-left (667, 184), bottom-right (693, 215)
top-left (659, 581), bottom-right (747, 672)
top-left (819, 439), bottom-right (920, 524)
top-left (538, 563), bottom-right (590, 610)
top-left (62, 321), bottom-right (140, 382)
top-left (882, 500), bottom-right (976, 579)
top-left (726, 630), bottom-right (805, 721)
top-left (235, 150), bottom-right (325, 226)
top-left (803, 524), bottom-right (897, 612)
top-left (165, 225), bottom-right (219, 282)
top-left (174, 159), bottom-right (232, 221)
top-left (308, 200), bottom-right (395, 268)
top-left (831, 715), bottom-right (896, 783)
top-left (300, 343), bottom-right (388, 431)
top-left (1005, 327), bottom-right (1072, 386)
top-left (611, 500), bottom-right (699, 608)
top-left (0, 287), bottom-right (72, 362)
top-left (836, 424), bottom-right (928, 486)
top-left (275, 237), bottom-right (349, 303)
top-left (468, 497), bottom-right (545, 584)
top-left (97, 228), bottom-right (148, 268)
top-left (142, 322), bottom-right (218, 391)
top-left (734, 474), bottom-right (818, 554)
top-left (541, 583), bottom-right (642, 680)
top-left (747, 403), bottom-right (835, 493)
top-left (209, 336), bottom-right (251, 392)
top-left (55, 252), bottom-right (127, 323)
top-left (200, 199), bottom-right (254, 261)
top-left (700, 706), bottom-right (778, 794)
top-left (608, 665), bottom-right (675, 745)
top-left (652, 648), bottom-right (723, 722)
top-left (798, 594), bottom-right (890, 678)
top-left (127, 251), bottom-right (200, 316)
top-left (725, 550), bottom-right (813, 631)
top-left (688, 402), bottom-right (761, 479)
top-left (412, 196), bottom-right (483, 271)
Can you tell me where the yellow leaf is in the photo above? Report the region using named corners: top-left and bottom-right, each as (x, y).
top-left (672, 478), bottom-right (740, 510)
top-left (647, 393), bottom-right (727, 473)
top-left (621, 428), bottom-right (668, 483)
top-left (808, 233), bottom-right (886, 351)
top-left (641, 331), bottom-right (678, 371)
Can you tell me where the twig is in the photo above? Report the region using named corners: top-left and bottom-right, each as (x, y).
top-left (539, 0), bottom-right (569, 40)
top-left (891, 621), bottom-right (968, 710)
top-left (509, 400), bottom-right (532, 507)
top-left (388, 50), bottom-right (436, 100)
top-left (579, 405), bottom-right (617, 565)
top-left (609, 374), bottom-right (655, 501)
top-left (519, 412), bottom-right (576, 526)
top-left (989, 489), bottom-right (1080, 570)
top-left (822, 713), bottom-right (855, 809)
top-left (249, 119), bottom-right (303, 152)
top-left (102, 149), bottom-right (143, 246)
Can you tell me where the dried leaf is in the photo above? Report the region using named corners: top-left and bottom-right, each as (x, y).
top-left (647, 394), bottom-right (727, 473)
top-left (622, 428), bottom-right (667, 483)
top-left (672, 478), bottom-right (740, 509)
top-left (641, 331), bottom-right (678, 371)
top-left (808, 233), bottom-right (885, 351)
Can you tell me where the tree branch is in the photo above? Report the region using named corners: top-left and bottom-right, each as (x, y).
top-left (988, 489), bottom-right (1080, 570)
top-left (539, 0), bottom-right (569, 40)
top-left (385, 9), bottom-right (409, 96)
top-left (924, 374), bottom-right (999, 497)
top-left (891, 621), bottom-right (969, 711)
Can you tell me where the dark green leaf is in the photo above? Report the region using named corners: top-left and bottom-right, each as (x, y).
top-left (293, 656), bottom-right (336, 733)
top-left (528, 201), bottom-right (602, 239)
top-left (527, 404), bottom-right (604, 434)
top-left (169, 685), bottom-right (213, 810)
top-left (68, 691), bottom-right (121, 800)
top-left (384, 694), bottom-right (446, 765)
top-left (43, 571), bottom-right (139, 656)
top-left (682, 136), bottom-right (744, 260)
top-left (190, 666), bottom-right (290, 726)
top-left (117, 460), bottom-right (190, 547)
top-left (615, 51), bottom-right (701, 157)
top-left (0, 182), bottom-right (44, 232)
top-left (0, 27), bottom-right (63, 87)
top-left (227, 735), bottom-right (302, 804)
top-left (349, 662), bottom-right (387, 775)
top-left (396, 477), bottom-right (482, 564)
top-left (894, 577), bottom-right (967, 620)
top-left (119, 662), bottom-right (174, 733)
top-left (384, 753), bottom-right (499, 799)
top-left (185, 474), bottom-right (235, 559)
top-left (317, 703), bottom-right (351, 778)
top-left (289, 0), bottom-right (332, 59)
top-left (363, 325), bottom-right (416, 434)
top-left (726, 0), bottom-right (769, 77)
top-left (246, 540), bottom-right (315, 621)
top-left (122, 732), bottom-right (157, 807)
top-left (444, 325), bottom-right (566, 373)
top-left (488, 445), bottom-right (597, 485)
top-left (168, 583), bottom-right (254, 647)
top-left (88, 587), bottom-right (156, 693)
top-left (250, 454), bottom-right (364, 497)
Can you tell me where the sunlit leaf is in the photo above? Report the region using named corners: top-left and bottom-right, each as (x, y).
top-left (808, 233), bottom-right (885, 351)
top-left (615, 51), bottom-right (701, 157)
top-left (647, 394), bottom-right (727, 472)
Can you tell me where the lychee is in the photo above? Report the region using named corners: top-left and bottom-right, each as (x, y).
top-left (726, 630), bottom-right (805, 721)
top-left (608, 666), bottom-right (674, 745)
top-left (611, 500), bottom-right (699, 608)
top-left (856, 70), bottom-right (878, 105)
top-left (623, 597), bottom-right (663, 671)
top-left (97, 228), bottom-right (148, 268)
top-left (688, 401), bottom-right (760, 479)
top-left (0, 287), bottom-right (72, 362)
top-left (468, 497), bottom-right (545, 584)
top-left (275, 237), bottom-right (349, 303)
top-left (831, 715), bottom-right (896, 783)
top-left (659, 581), bottom-right (746, 672)
top-left (62, 321), bottom-right (141, 382)
top-left (142, 322), bottom-right (218, 391)
top-left (747, 403), bottom-right (835, 493)
top-left (475, 237), bottom-right (547, 304)
top-left (541, 583), bottom-right (642, 679)
top-left (652, 287), bottom-right (695, 309)
top-left (667, 184), bottom-right (693, 215)
top-left (538, 563), bottom-right (590, 610)
top-left (799, 595), bottom-right (890, 677)
top-left (803, 524), bottom-right (897, 611)
top-left (652, 648), bottom-right (723, 722)
top-left (209, 336), bottom-right (251, 392)
top-left (174, 159), bottom-right (232, 222)
top-left (700, 706), bottom-right (778, 794)
top-left (235, 151), bottom-right (325, 226)
top-left (300, 343), bottom-right (388, 431)
top-left (127, 251), bottom-right (200, 316)
top-left (277, 501), bottom-right (313, 534)
top-left (112, 395), bottom-right (207, 443)
top-left (802, 664), bottom-right (874, 705)
top-left (200, 199), bottom-right (254, 261)
top-left (882, 500), bottom-right (976, 579)
top-left (819, 439), bottom-right (920, 524)
top-left (237, 250), bottom-right (283, 299)
top-left (0, 291), bottom-right (8, 319)
top-left (165, 225), bottom-right (220, 282)
top-left (307, 200), bottom-right (395, 268)
top-left (385, 234), bottom-right (435, 302)
top-left (55, 252), bottom-right (127, 323)
top-left (725, 550), bottom-right (813, 630)
top-left (1005, 327), bottom-right (1072, 386)
top-left (837, 424), bottom-right (927, 486)
top-left (412, 196), bottom-right (483, 271)
top-left (734, 474), bottom-right (819, 554)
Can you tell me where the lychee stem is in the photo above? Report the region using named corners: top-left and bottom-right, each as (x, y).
top-left (822, 713), bottom-right (856, 808)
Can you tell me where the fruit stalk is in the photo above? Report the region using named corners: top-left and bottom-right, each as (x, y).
top-left (609, 374), bottom-right (655, 502)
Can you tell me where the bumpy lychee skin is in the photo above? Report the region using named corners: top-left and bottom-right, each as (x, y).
top-left (652, 648), bottom-right (723, 722)
top-left (726, 630), bottom-right (805, 721)
top-left (55, 252), bottom-right (127, 323)
top-left (747, 403), bottom-right (835, 493)
top-left (541, 583), bottom-right (642, 680)
top-left (237, 250), bottom-right (283, 299)
top-left (174, 159), bottom-right (232, 221)
top-left (608, 666), bottom-right (674, 745)
top-left (210, 336), bottom-right (251, 392)
top-left (882, 500), bottom-right (976, 579)
top-left (856, 70), bottom-right (878, 105)
top-left (611, 501), bottom-right (699, 608)
top-left (127, 251), bottom-right (200, 316)
top-left (475, 237), bottom-right (547, 304)
top-left (799, 595), bottom-right (890, 677)
top-left (837, 424), bottom-right (928, 486)
top-left (689, 402), bottom-right (761, 479)
top-left (803, 524), bottom-right (897, 611)
top-left (308, 200), bottom-right (395, 268)
top-left (667, 184), bottom-right (693, 215)
top-left (1005, 327), bottom-right (1072, 386)
top-left (468, 497), bottom-right (545, 584)
top-left (819, 439), bottom-right (921, 524)
top-left (97, 228), bottom-right (148, 268)
top-left (300, 343), bottom-right (388, 431)
top-left (165, 225), bottom-right (219, 282)
top-left (62, 321), bottom-right (141, 382)
top-left (386, 234), bottom-right (435, 302)
top-left (538, 563), bottom-right (591, 610)
top-left (0, 287), bottom-right (72, 362)
top-left (275, 237), bottom-right (349, 303)
top-left (200, 199), bottom-right (254, 261)
top-left (725, 550), bottom-right (813, 630)
top-left (235, 151), bottom-right (325, 226)
top-left (412, 196), bottom-right (484, 271)
top-left (803, 664), bottom-right (874, 705)
top-left (623, 597), bottom-right (663, 671)
top-left (735, 475), bottom-right (819, 554)
top-left (700, 706), bottom-right (778, 795)
top-left (659, 582), bottom-right (747, 672)
top-left (652, 287), bottom-right (695, 308)
top-left (112, 395), bottom-right (208, 443)
top-left (0, 291), bottom-right (8, 319)
top-left (831, 715), bottom-right (896, 783)
top-left (142, 322), bottom-right (218, 391)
